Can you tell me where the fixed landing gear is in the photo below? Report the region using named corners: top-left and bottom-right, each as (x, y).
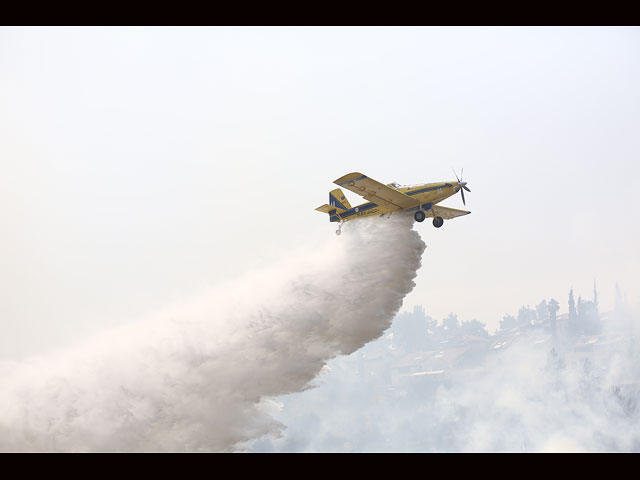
top-left (414, 210), bottom-right (426, 222)
top-left (336, 222), bottom-right (344, 235)
top-left (432, 216), bottom-right (444, 228)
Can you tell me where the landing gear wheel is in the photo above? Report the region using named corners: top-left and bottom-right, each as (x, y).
top-left (335, 229), bottom-right (341, 236)
top-left (414, 210), bottom-right (426, 222)
top-left (433, 216), bottom-right (444, 228)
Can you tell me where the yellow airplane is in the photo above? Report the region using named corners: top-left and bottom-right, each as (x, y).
top-left (316, 170), bottom-right (471, 235)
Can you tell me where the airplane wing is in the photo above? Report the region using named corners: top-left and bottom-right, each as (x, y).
top-left (426, 205), bottom-right (471, 219)
top-left (333, 172), bottom-right (419, 211)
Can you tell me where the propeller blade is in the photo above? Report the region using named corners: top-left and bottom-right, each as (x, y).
top-left (463, 185), bottom-right (471, 192)
top-left (460, 188), bottom-right (466, 206)
top-left (460, 168), bottom-right (463, 181)
top-left (451, 167), bottom-right (460, 183)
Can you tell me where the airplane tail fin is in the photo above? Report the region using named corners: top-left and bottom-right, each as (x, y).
top-left (315, 189), bottom-right (351, 221)
top-left (329, 189), bottom-right (351, 210)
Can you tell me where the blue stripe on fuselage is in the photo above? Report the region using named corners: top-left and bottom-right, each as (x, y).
top-left (329, 201), bottom-right (437, 222)
top-left (329, 201), bottom-right (377, 222)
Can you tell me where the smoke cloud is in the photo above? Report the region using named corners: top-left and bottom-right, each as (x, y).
top-left (0, 214), bottom-right (425, 452)
top-left (247, 307), bottom-right (640, 452)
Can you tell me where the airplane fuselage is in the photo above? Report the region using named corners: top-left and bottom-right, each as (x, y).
top-left (329, 181), bottom-right (459, 223)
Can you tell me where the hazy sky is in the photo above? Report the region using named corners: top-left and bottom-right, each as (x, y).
top-left (1, 26), bottom-right (639, 358)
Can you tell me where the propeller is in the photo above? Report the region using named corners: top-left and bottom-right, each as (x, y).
top-left (452, 168), bottom-right (471, 206)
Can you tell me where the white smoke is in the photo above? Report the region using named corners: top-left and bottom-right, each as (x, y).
top-left (0, 214), bottom-right (425, 452)
top-left (247, 311), bottom-right (640, 452)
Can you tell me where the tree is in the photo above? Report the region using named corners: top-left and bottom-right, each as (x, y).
top-left (575, 294), bottom-right (601, 335)
top-left (517, 305), bottom-right (536, 325)
top-left (442, 312), bottom-right (459, 332)
top-left (460, 319), bottom-right (489, 338)
top-left (568, 288), bottom-right (577, 321)
top-left (548, 298), bottom-right (559, 342)
top-left (535, 299), bottom-right (549, 325)
top-left (568, 288), bottom-right (579, 333)
top-left (500, 314), bottom-right (518, 331)
top-left (577, 295), bottom-right (583, 318)
top-left (391, 305), bottom-right (435, 352)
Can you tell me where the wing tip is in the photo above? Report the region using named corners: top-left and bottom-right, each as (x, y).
top-left (333, 172), bottom-right (367, 186)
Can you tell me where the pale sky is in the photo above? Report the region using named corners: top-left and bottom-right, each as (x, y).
top-left (1, 26), bottom-right (639, 357)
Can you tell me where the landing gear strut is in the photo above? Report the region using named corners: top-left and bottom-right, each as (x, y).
top-left (414, 210), bottom-right (426, 222)
top-left (336, 222), bottom-right (344, 235)
top-left (432, 216), bottom-right (444, 228)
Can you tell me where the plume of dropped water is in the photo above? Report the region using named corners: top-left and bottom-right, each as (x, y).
top-left (0, 214), bottom-right (425, 451)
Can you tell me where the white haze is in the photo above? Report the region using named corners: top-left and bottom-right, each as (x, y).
top-left (246, 308), bottom-right (640, 452)
top-left (0, 215), bottom-right (425, 452)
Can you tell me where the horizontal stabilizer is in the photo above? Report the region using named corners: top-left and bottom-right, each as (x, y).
top-left (315, 204), bottom-right (346, 214)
